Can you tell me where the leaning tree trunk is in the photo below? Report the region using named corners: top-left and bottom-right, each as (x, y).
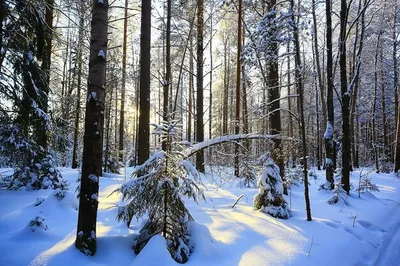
top-left (75, 0), bottom-right (108, 255)
top-left (196, 0), bottom-right (205, 172)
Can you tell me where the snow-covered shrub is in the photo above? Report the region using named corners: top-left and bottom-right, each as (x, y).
top-left (357, 172), bottom-right (379, 197)
top-left (253, 154), bottom-right (290, 219)
top-left (29, 215), bottom-right (48, 232)
top-left (9, 155), bottom-right (68, 190)
top-left (115, 120), bottom-right (204, 263)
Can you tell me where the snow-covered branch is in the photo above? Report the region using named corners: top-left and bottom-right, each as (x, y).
top-left (182, 134), bottom-right (293, 157)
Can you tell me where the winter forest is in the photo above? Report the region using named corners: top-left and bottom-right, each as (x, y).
top-left (1, 0), bottom-right (400, 265)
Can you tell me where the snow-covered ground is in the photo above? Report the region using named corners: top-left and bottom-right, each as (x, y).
top-left (0, 167), bottom-right (399, 266)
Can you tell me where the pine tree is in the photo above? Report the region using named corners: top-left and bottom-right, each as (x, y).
top-left (116, 121), bottom-right (204, 263)
top-left (253, 154), bottom-right (290, 219)
top-left (75, 0), bottom-right (108, 256)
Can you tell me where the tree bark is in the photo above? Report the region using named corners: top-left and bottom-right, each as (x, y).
top-left (339, 0), bottom-right (350, 193)
top-left (76, 0), bottom-right (108, 255)
top-left (234, 0), bottom-right (242, 177)
top-left (137, 0), bottom-right (151, 165)
top-left (38, 0), bottom-right (54, 150)
top-left (324, 0), bottom-right (334, 188)
top-left (267, 0), bottom-right (283, 179)
top-left (196, 0), bottom-right (205, 172)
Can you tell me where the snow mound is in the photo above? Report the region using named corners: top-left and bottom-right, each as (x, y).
top-left (188, 221), bottom-right (222, 262)
top-left (132, 235), bottom-right (175, 266)
top-left (38, 190), bottom-right (78, 211)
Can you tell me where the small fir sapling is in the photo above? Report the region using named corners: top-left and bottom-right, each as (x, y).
top-left (328, 181), bottom-right (347, 205)
top-left (115, 120), bottom-right (205, 263)
top-left (29, 215), bottom-right (48, 232)
top-left (253, 153), bottom-right (290, 219)
top-left (357, 171), bottom-right (379, 197)
top-left (240, 156), bottom-right (257, 187)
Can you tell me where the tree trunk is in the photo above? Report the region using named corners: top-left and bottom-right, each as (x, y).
top-left (72, 4), bottom-right (85, 169)
top-left (394, 0), bottom-right (400, 171)
top-left (312, 0), bottom-right (327, 128)
top-left (324, 0), bottom-right (334, 188)
top-left (76, 0), bottom-right (108, 255)
top-left (188, 37), bottom-right (193, 142)
top-left (234, 0), bottom-right (242, 177)
top-left (340, 0), bottom-right (350, 193)
top-left (137, 0), bottom-right (151, 165)
top-left (196, 0), bottom-right (205, 172)
top-left (38, 0), bottom-right (54, 150)
top-left (292, 0), bottom-right (312, 221)
top-left (380, 49), bottom-right (389, 165)
top-left (118, 0), bottom-right (128, 162)
top-left (162, 0), bottom-right (172, 151)
top-left (267, 0), bottom-right (283, 180)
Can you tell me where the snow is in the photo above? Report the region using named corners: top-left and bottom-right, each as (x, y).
top-left (98, 50), bottom-right (105, 58)
top-left (324, 121), bottom-right (334, 139)
top-left (0, 167), bottom-right (400, 265)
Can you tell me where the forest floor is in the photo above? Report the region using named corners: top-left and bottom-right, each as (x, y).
top-left (0, 166), bottom-right (399, 266)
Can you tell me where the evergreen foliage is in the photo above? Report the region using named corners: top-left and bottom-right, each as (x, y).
top-left (240, 156), bottom-right (257, 187)
top-left (9, 155), bottom-right (68, 191)
top-left (115, 120), bottom-right (204, 263)
top-left (253, 154), bottom-right (290, 219)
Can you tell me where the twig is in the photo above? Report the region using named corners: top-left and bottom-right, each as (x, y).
top-left (231, 194), bottom-right (244, 208)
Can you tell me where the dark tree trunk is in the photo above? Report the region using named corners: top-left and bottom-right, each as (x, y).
top-left (38, 0), bottom-right (54, 150)
top-left (324, 0), bottom-right (334, 188)
top-left (75, 0), bottom-right (108, 255)
top-left (340, 0), bottom-right (350, 193)
top-left (137, 0), bottom-right (151, 165)
top-left (162, 0), bottom-right (172, 151)
top-left (196, 0), bottom-right (205, 172)
top-left (118, 0), bottom-right (128, 162)
top-left (234, 0), bottom-right (242, 177)
top-left (267, 0), bottom-right (283, 180)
